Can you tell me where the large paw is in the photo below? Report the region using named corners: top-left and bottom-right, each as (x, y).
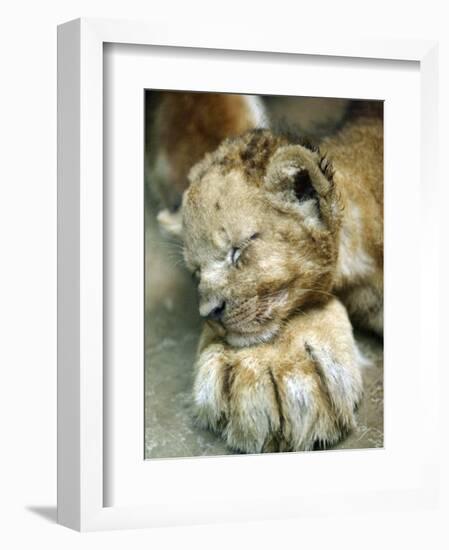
top-left (193, 339), bottom-right (363, 453)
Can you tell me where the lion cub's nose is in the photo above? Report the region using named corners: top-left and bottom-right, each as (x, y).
top-left (203, 301), bottom-right (226, 321)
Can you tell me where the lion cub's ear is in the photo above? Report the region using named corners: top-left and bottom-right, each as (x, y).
top-left (264, 145), bottom-right (338, 229)
top-left (157, 208), bottom-right (183, 239)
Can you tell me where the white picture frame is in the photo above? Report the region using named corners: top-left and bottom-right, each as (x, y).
top-left (57, 17), bottom-right (439, 531)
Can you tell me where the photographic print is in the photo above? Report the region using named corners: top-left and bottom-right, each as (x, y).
top-left (144, 92), bottom-right (383, 458)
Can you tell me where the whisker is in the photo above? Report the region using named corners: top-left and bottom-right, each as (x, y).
top-left (298, 288), bottom-right (338, 299)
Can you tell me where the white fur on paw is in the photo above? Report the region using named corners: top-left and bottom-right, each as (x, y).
top-left (305, 343), bottom-right (362, 431)
top-left (192, 346), bottom-right (228, 430)
top-left (281, 374), bottom-right (320, 451)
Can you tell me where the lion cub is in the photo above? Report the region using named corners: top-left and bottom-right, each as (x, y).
top-left (164, 109), bottom-right (383, 452)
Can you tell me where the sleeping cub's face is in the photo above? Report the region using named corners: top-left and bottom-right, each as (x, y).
top-left (180, 130), bottom-right (342, 347)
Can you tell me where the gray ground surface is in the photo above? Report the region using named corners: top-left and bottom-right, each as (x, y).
top-left (144, 205), bottom-right (384, 459)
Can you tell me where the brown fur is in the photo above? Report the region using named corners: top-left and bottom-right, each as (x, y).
top-left (146, 92), bottom-right (264, 209)
top-left (161, 101), bottom-right (383, 452)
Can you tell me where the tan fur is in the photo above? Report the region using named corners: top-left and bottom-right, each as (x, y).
top-left (175, 106), bottom-right (383, 452)
top-left (321, 115), bottom-right (383, 332)
top-left (181, 111), bottom-right (383, 338)
top-left (166, 105), bottom-right (383, 452)
top-left (193, 298), bottom-right (362, 452)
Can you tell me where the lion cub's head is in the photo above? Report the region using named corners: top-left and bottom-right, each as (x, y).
top-left (163, 129), bottom-right (342, 347)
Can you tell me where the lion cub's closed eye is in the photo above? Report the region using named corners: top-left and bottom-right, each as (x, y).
top-left (229, 232), bottom-right (260, 266)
